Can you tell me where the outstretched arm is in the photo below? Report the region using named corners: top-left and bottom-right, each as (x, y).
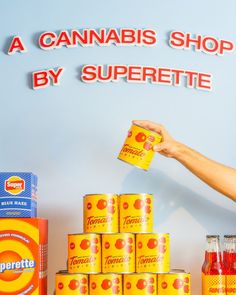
top-left (133, 120), bottom-right (236, 202)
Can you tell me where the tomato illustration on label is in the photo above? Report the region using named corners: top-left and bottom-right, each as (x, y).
top-left (161, 282), bottom-right (168, 289)
top-left (147, 285), bottom-right (155, 293)
top-left (80, 239), bottom-right (91, 250)
top-left (136, 279), bottom-right (147, 290)
top-left (101, 279), bottom-right (112, 290)
top-left (143, 142), bottom-right (153, 151)
top-left (135, 132), bottom-right (147, 142)
top-left (107, 205), bottom-right (115, 214)
top-left (68, 279), bottom-right (80, 290)
top-left (173, 278), bottom-right (184, 289)
top-left (97, 199), bottom-right (107, 210)
top-left (145, 205), bottom-right (151, 214)
top-left (115, 239), bottom-right (126, 249)
top-left (147, 238), bottom-right (158, 249)
top-left (80, 286), bottom-right (87, 294)
top-left (134, 199), bottom-right (145, 209)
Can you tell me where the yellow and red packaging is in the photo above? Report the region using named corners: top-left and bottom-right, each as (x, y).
top-left (118, 124), bottom-right (162, 171)
top-left (157, 271), bottom-right (191, 294)
top-left (119, 194), bottom-right (153, 233)
top-left (56, 271), bottom-right (88, 295)
top-left (0, 218), bottom-right (48, 295)
top-left (226, 275), bottom-right (236, 294)
top-left (102, 233), bottom-right (135, 273)
top-left (89, 273), bottom-right (122, 295)
top-left (68, 233), bottom-right (101, 274)
top-left (123, 273), bottom-right (157, 295)
top-left (83, 194), bottom-right (118, 233)
top-left (136, 233), bottom-right (170, 273)
top-left (202, 273), bottom-right (226, 295)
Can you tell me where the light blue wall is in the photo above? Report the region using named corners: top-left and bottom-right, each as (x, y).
top-left (1, 1), bottom-right (236, 294)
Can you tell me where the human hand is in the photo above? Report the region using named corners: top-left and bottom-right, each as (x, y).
top-left (132, 120), bottom-right (183, 158)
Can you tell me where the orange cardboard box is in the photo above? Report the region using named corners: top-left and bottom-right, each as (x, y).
top-left (0, 218), bottom-right (48, 295)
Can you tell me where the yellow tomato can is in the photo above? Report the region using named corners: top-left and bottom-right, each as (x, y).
top-left (123, 273), bottom-right (157, 295)
top-left (56, 272), bottom-right (88, 295)
top-left (136, 233), bottom-right (170, 273)
top-left (102, 233), bottom-right (135, 273)
top-left (68, 233), bottom-right (101, 274)
top-left (89, 273), bottom-right (122, 295)
top-left (157, 271), bottom-right (191, 294)
top-left (83, 194), bottom-right (118, 233)
top-left (118, 124), bottom-right (162, 171)
top-left (119, 193), bottom-right (153, 233)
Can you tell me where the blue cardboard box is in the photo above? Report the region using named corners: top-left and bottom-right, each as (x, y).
top-left (0, 172), bottom-right (38, 217)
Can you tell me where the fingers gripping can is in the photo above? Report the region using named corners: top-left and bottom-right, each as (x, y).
top-left (124, 273), bottom-right (157, 295)
top-left (83, 194), bottom-right (118, 233)
top-left (119, 194), bottom-right (153, 233)
top-left (157, 271), bottom-right (191, 294)
top-left (89, 274), bottom-right (122, 295)
top-left (136, 233), bottom-right (170, 273)
top-left (56, 272), bottom-right (88, 295)
top-left (68, 234), bottom-right (101, 274)
top-left (118, 124), bottom-right (162, 171)
top-left (102, 233), bottom-right (135, 273)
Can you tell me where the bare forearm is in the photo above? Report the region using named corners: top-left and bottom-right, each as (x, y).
top-left (174, 144), bottom-right (236, 202)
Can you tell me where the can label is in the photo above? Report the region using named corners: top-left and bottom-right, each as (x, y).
top-left (119, 194), bottom-right (153, 233)
top-left (202, 274), bottom-right (226, 294)
top-left (102, 233), bottom-right (135, 273)
top-left (83, 194), bottom-right (118, 233)
top-left (56, 273), bottom-right (88, 295)
top-left (158, 273), bottom-right (191, 294)
top-left (90, 274), bottom-right (122, 294)
top-left (0, 218), bottom-right (48, 295)
top-left (226, 275), bottom-right (236, 294)
top-left (136, 233), bottom-right (170, 273)
top-left (68, 234), bottom-right (101, 274)
top-left (118, 124), bottom-right (162, 171)
top-left (124, 273), bottom-right (157, 295)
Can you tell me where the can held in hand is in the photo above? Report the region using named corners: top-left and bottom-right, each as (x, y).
top-left (157, 271), bottom-right (191, 294)
top-left (136, 233), bottom-right (170, 273)
top-left (56, 272), bottom-right (88, 295)
top-left (118, 124), bottom-right (162, 171)
top-left (68, 233), bottom-right (101, 274)
top-left (83, 194), bottom-right (118, 233)
top-left (89, 273), bottom-right (122, 295)
top-left (123, 273), bottom-right (157, 295)
top-left (102, 233), bottom-right (135, 273)
top-left (119, 193), bottom-right (153, 233)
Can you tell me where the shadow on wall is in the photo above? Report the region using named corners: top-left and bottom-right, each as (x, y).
top-left (121, 168), bottom-right (236, 232)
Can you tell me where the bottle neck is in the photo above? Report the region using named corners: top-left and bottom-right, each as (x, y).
top-left (205, 236), bottom-right (222, 263)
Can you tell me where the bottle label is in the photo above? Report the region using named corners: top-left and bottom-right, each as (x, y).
top-left (226, 275), bottom-right (236, 294)
top-left (202, 273), bottom-right (226, 294)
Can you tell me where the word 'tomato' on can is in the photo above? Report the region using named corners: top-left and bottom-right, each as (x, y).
top-left (119, 194), bottom-right (153, 233)
top-left (118, 124), bottom-right (162, 171)
top-left (89, 274), bottom-right (122, 295)
top-left (157, 271), bottom-right (191, 294)
top-left (68, 233), bottom-right (101, 274)
top-left (56, 272), bottom-right (88, 295)
top-left (102, 233), bottom-right (135, 273)
top-left (136, 233), bottom-right (170, 273)
top-left (83, 194), bottom-right (118, 233)
top-left (123, 273), bottom-right (157, 295)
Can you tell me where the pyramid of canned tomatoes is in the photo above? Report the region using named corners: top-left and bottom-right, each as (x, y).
top-left (55, 194), bottom-right (191, 294)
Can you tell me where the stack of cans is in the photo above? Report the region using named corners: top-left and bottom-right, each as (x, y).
top-left (56, 193), bottom-right (191, 294)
